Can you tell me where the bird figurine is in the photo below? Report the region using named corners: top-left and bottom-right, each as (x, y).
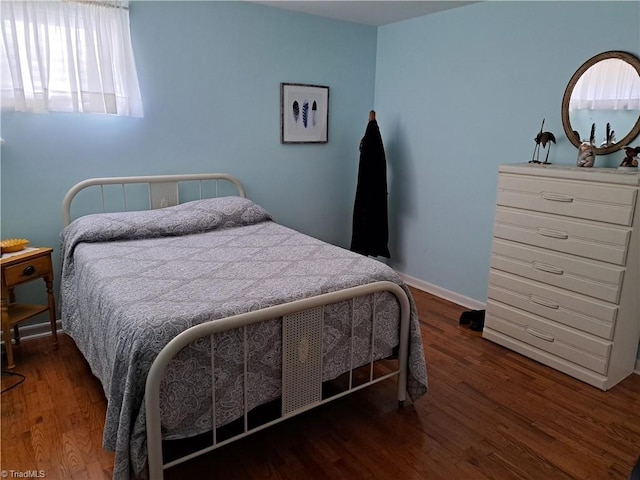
top-left (619, 146), bottom-right (640, 168)
top-left (530, 119), bottom-right (556, 164)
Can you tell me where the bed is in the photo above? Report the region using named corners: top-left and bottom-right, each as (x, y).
top-left (59, 173), bottom-right (428, 479)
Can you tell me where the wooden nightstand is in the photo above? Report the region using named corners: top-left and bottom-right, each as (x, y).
top-left (1, 247), bottom-right (58, 369)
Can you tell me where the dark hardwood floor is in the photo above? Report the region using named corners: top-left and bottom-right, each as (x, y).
top-left (2, 287), bottom-right (639, 479)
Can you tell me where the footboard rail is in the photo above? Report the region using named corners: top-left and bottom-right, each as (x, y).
top-left (145, 280), bottom-right (411, 479)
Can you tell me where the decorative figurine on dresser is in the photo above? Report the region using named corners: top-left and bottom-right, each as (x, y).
top-left (620, 146), bottom-right (640, 168)
top-left (576, 124), bottom-right (596, 167)
top-left (529, 118), bottom-right (556, 164)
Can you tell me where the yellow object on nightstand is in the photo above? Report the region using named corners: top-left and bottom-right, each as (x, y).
top-left (1, 247), bottom-right (58, 369)
top-left (0, 238), bottom-right (29, 253)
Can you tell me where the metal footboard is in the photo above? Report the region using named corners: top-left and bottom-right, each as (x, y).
top-left (145, 280), bottom-right (411, 479)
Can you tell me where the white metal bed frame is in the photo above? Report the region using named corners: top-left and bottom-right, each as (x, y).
top-left (61, 173), bottom-right (411, 479)
top-left (61, 173), bottom-right (246, 227)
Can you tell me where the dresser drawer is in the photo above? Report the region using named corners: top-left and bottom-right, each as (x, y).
top-left (490, 239), bottom-right (624, 303)
top-left (3, 255), bottom-right (52, 287)
top-left (485, 302), bottom-right (611, 375)
top-left (493, 207), bottom-right (631, 265)
top-left (487, 270), bottom-right (617, 339)
top-left (497, 174), bottom-right (637, 226)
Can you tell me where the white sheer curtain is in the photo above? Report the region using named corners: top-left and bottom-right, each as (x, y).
top-left (0, 0), bottom-right (143, 117)
top-left (570, 58), bottom-right (640, 111)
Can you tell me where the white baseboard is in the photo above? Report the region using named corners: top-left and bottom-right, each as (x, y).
top-left (1, 320), bottom-right (62, 346)
top-left (398, 272), bottom-right (486, 311)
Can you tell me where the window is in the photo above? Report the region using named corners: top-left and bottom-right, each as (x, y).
top-left (1, 0), bottom-right (143, 117)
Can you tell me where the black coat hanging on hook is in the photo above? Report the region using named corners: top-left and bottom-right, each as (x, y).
top-left (350, 111), bottom-right (391, 258)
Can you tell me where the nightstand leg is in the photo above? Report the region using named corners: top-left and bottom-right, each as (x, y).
top-left (1, 294), bottom-right (15, 369)
top-left (9, 287), bottom-right (19, 345)
top-left (45, 274), bottom-right (58, 349)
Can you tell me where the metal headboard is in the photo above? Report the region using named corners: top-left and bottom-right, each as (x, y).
top-left (62, 173), bottom-right (246, 227)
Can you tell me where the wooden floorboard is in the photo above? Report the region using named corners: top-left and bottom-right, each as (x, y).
top-left (2, 286), bottom-right (639, 479)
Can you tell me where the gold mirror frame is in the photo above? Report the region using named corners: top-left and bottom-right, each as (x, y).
top-left (561, 51), bottom-right (640, 155)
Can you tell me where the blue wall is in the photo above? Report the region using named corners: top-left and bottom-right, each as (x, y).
top-left (376, 0), bottom-right (640, 302)
top-left (0, 1), bottom-right (377, 302)
top-left (1, 1), bottom-right (639, 359)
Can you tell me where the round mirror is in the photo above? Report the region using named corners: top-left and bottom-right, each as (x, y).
top-left (561, 51), bottom-right (640, 155)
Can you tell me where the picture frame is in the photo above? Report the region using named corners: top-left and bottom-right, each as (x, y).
top-left (281, 83), bottom-right (329, 143)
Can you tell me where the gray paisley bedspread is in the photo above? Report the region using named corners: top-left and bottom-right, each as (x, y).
top-left (59, 197), bottom-right (427, 479)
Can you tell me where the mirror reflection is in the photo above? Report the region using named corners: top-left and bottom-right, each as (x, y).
top-left (561, 51), bottom-right (640, 155)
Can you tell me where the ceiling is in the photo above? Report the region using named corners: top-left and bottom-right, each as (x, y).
top-left (253, 1), bottom-right (478, 27)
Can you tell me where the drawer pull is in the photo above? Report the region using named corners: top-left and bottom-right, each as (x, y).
top-left (536, 227), bottom-right (569, 240)
top-left (533, 262), bottom-right (564, 275)
top-left (541, 192), bottom-right (574, 203)
top-left (526, 327), bottom-right (555, 342)
top-left (530, 295), bottom-right (560, 309)
top-left (23, 265), bottom-right (35, 276)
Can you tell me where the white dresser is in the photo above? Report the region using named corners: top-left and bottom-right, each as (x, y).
top-left (484, 163), bottom-right (640, 390)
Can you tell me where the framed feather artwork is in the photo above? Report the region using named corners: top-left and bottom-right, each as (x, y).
top-left (281, 83), bottom-right (329, 143)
